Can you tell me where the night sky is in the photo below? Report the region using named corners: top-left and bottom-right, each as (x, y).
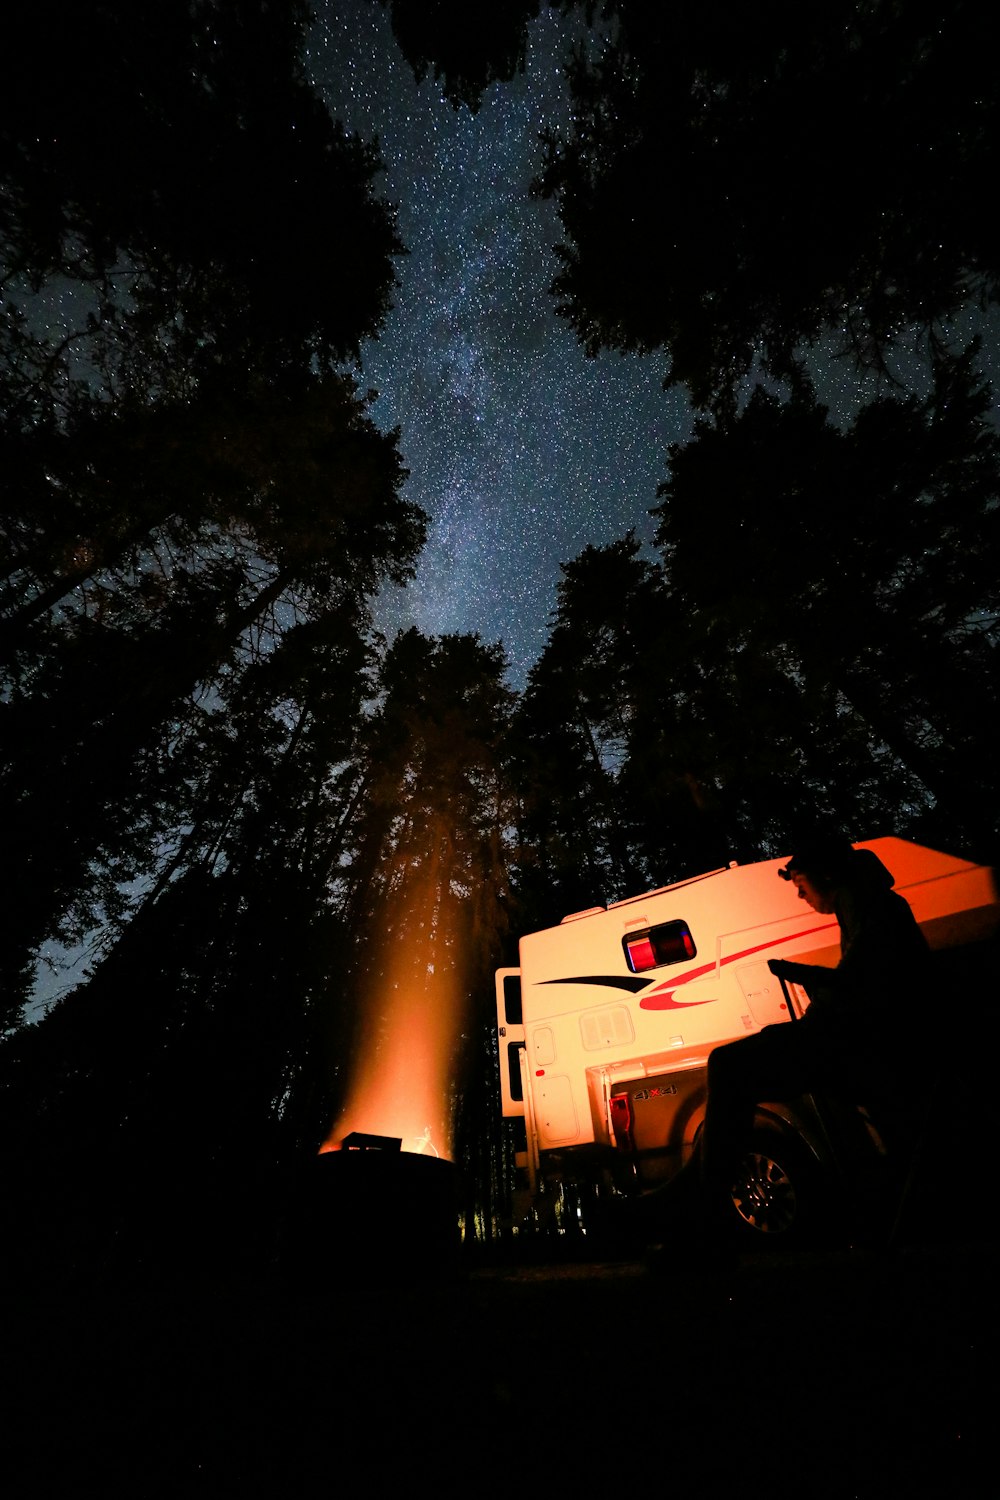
top-left (306, 2), bottom-right (690, 687)
top-left (305, 3), bottom-right (999, 689)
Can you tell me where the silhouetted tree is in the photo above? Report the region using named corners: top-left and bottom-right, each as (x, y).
top-left (0, 600), bottom-right (383, 1270)
top-left (336, 629), bottom-right (518, 1232)
top-left (0, 380), bottom-right (423, 1019)
top-left (2, 0), bottom-right (402, 386)
top-left (377, 0), bottom-right (544, 110)
top-left (653, 348), bottom-right (1000, 854)
top-left (511, 536), bottom-right (807, 895)
top-left (383, 0), bottom-right (1000, 411)
top-left (509, 536), bottom-right (661, 916)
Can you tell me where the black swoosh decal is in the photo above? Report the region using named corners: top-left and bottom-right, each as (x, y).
top-left (538, 975), bottom-right (652, 993)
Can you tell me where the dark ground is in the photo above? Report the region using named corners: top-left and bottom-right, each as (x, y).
top-left (2, 1221), bottom-right (995, 1498)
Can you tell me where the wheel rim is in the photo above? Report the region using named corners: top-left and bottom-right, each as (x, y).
top-left (730, 1149), bottom-right (798, 1234)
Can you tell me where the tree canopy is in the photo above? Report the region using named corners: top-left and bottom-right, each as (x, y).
top-left (1, 2), bottom-right (426, 1022)
top-left (2, 0), bottom-right (403, 385)
top-left (382, 0), bottom-right (1000, 409)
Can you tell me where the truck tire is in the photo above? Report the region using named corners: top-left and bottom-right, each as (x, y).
top-left (728, 1126), bottom-right (820, 1240)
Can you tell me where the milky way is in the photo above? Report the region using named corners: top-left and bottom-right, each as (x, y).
top-left (306, 3), bottom-right (690, 687)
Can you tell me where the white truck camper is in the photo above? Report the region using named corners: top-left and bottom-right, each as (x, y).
top-left (495, 837), bottom-right (999, 1237)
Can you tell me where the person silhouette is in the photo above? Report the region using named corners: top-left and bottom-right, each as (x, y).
top-left (651, 838), bottom-right (930, 1254)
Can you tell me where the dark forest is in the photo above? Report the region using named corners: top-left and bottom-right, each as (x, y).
top-left (2, 0), bottom-right (998, 1282)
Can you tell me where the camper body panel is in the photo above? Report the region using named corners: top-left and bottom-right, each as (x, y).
top-left (515, 854), bottom-right (833, 1158)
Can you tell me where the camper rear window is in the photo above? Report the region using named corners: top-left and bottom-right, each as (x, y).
top-left (623, 920), bottom-right (696, 973)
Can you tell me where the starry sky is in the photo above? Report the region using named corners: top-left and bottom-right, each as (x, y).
top-left (304, 3), bottom-right (1000, 692)
top-left (305, 2), bottom-right (691, 687)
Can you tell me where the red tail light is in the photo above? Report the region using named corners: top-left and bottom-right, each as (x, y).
top-left (609, 1092), bottom-right (634, 1152)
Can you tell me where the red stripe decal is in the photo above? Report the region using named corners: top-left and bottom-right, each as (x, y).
top-left (638, 922), bottom-right (835, 1010)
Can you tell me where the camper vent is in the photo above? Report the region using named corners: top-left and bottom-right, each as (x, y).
top-left (580, 1007), bottom-right (635, 1051)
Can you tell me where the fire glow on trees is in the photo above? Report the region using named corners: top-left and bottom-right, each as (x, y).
top-left (321, 857), bottom-right (466, 1160)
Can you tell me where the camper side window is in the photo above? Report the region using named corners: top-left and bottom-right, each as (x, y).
top-left (506, 1043), bottom-right (524, 1103)
top-left (502, 972), bottom-right (523, 1025)
top-left (623, 920), bottom-right (696, 974)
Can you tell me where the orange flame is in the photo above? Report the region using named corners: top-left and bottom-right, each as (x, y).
top-left (323, 858), bottom-right (465, 1160)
